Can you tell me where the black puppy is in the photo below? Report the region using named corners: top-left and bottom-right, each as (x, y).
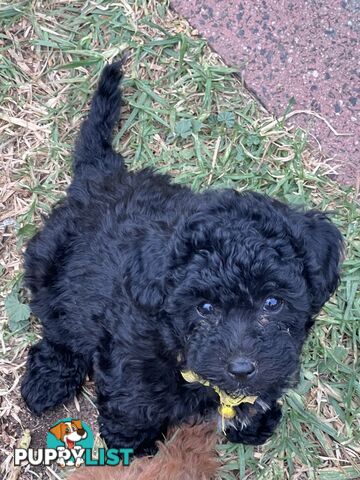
top-left (21, 61), bottom-right (343, 453)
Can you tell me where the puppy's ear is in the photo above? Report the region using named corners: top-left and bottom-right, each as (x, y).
top-left (123, 250), bottom-right (165, 313)
top-left (49, 422), bottom-right (65, 441)
top-left (170, 212), bottom-right (216, 267)
top-left (72, 419), bottom-right (82, 430)
top-left (126, 278), bottom-right (165, 313)
top-left (299, 211), bottom-right (343, 314)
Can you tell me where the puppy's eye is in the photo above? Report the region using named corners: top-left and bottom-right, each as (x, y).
top-left (196, 302), bottom-right (215, 317)
top-left (263, 297), bottom-right (283, 313)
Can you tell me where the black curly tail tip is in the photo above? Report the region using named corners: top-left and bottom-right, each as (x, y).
top-left (97, 58), bottom-right (125, 99)
top-left (73, 55), bottom-right (128, 177)
top-left (98, 50), bottom-right (130, 91)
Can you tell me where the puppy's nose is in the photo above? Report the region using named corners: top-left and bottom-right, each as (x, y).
top-left (77, 428), bottom-right (86, 436)
top-left (228, 358), bottom-right (256, 379)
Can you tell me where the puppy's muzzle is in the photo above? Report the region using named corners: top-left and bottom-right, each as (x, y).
top-left (227, 357), bottom-right (256, 381)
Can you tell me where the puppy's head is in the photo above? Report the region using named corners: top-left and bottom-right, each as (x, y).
top-left (164, 190), bottom-right (343, 399)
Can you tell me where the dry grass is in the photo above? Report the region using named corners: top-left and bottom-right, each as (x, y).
top-left (0, 1), bottom-right (359, 479)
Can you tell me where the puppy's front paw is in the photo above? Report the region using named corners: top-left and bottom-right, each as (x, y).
top-left (225, 402), bottom-right (282, 446)
top-left (21, 340), bottom-right (87, 415)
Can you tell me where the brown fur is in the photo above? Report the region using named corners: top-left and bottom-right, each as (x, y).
top-left (68, 422), bottom-right (219, 480)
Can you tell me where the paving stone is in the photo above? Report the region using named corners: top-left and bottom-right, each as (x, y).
top-left (171, 0), bottom-right (360, 186)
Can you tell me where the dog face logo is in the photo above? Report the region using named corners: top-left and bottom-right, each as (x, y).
top-left (47, 418), bottom-right (93, 467)
top-left (49, 419), bottom-right (87, 449)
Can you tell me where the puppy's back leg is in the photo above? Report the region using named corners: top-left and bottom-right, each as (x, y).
top-left (73, 60), bottom-right (126, 180)
top-left (21, 339), bottom-right (88, 415)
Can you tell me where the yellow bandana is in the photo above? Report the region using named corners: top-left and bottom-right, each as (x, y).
top-left (181, 370), bottom-right (257, 432)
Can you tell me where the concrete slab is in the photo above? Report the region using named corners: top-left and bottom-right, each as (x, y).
top-left (171, 0), bottom-right (359, 186)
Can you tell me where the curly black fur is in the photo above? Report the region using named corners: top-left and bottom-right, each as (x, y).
top-left (21, 61), bottom-right (343, 453)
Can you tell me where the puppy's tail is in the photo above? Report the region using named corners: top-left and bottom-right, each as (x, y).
top-left (73, 58), bottom-right (126, 178)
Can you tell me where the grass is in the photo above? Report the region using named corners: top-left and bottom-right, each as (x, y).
top-left (0, 1), bottom-right (359, 479)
